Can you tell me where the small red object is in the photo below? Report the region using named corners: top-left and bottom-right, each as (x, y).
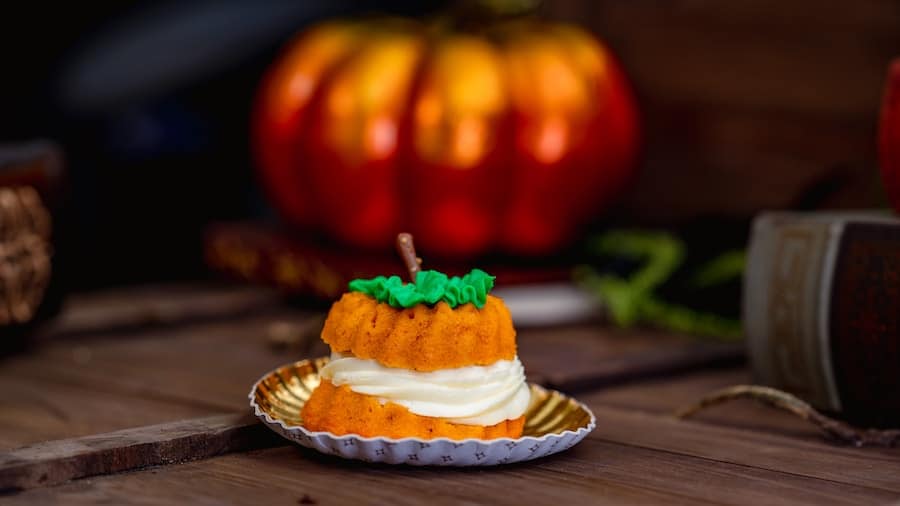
top-left (879, 58), bottom-right (900, 213)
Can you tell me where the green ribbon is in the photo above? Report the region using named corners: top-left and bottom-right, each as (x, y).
top-left (576, 230), bottom-right (744, 341)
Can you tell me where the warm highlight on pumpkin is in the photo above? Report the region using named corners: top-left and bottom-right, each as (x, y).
top-left (253, 18), bottom-right (640, 257)
top-left (321, 292), bottom-right (516, 371)
top-left (302, 380), bottom-right (525, 440)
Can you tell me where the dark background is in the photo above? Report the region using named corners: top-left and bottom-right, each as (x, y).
top-left (2, 1), bottom-right (897, 290)
top-left (1, 1), bottom-right (425, 287)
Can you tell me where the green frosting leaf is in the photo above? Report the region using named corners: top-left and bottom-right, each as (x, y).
top-left (348, 269), bottom-right (495, 309)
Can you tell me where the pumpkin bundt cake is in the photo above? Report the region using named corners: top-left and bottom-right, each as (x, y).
top-left (300, 234), bottom-right (530, 440)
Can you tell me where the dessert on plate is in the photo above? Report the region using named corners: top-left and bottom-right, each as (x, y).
top-left (301, 234), bottom-right (531, 440)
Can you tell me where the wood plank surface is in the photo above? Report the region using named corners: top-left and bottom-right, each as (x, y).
top-left (0, 375), bottom-right (211, 450)
top-left (4, 366), bottom-right (899, 502)
top-left (3, 283), bottom-right (899, 504)
top-left (583, 369), bottom-right (824, 441)
top-left (0, 414), bottom-right (284, 493)
top-left (518, 326), bottom-right (743, 391)
top-left (5, 415), bottom-right (898, 505)
top-left (0, 284), bottom-right (740, 449)
top-left (0, 322), bottom-right (736, 449)
top-left (34, 282), bottom-right (284, 340)
top-left (2, 312), bottom-right (327, 417)
top-left (589, 407), bottom-right (900, 494)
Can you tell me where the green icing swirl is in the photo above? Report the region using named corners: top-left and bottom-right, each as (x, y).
top-left (348, 269), bottom-right (495, 309)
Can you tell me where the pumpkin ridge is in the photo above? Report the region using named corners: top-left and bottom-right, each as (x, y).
top-left (321, 292), bottom-right (515, 371)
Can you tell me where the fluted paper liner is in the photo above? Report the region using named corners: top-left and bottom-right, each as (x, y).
top-left (249, 357), bottom-right (596, 466)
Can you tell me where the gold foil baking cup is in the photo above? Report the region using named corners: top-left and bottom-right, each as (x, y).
top-left (250, 357), bottom-right (596, 466)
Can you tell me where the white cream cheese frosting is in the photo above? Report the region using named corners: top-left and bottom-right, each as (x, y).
top-left (320, 352), bottom-right (531, 426)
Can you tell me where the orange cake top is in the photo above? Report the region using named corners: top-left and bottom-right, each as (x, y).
top-left (320, 291), bottom-right (516, 371)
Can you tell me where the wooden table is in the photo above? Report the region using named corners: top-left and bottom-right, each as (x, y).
top-left (1, 283), bottom-right (898, 505)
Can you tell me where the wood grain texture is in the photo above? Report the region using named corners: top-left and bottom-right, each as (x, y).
top-left (518, 325), bottom-right (743, 391)
top-left (0, 286), bottom-right (324, 450)
top-left (0, 414), bottom-right (284, 493)
top-left (33, 282), bottom-right (284, 340)
top-left (2, 311), bottom-right (329, 416)
top-left (543, 0), bottom-right (900, 223)
top-left (1, 284), bottom-right (731, 448)
top-left (0, 374), bottom-right (210, 450)
top-left (587, 406), bottom-right (900, 494)
top-left (3, 367), bottom-right (899, 503)
top-left (4, 283), bottom-right (900, 504)
top-left (583, 368), bottom-right (824, 440)
top-left (5, 433), bottom-right (898, 505)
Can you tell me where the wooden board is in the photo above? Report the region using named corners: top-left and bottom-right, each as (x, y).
top-left (582, 368), bottom-right (823, 440)
top-left (34, 282), bottom-right (283, 340)
top-left (0, 414), bottom-right (283, 492)
top-left (517, 325), bottom-right (743, 391)
top-left (0, 374), bottom-right (211, 450)
top-left (3, 282), bottom-right (899, 504)
top-left (5, 400), bottom-right (899, 505)
top-left (1, 283), bottom-right (741, 449)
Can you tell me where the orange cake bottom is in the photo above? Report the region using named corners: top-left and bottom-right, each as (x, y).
top-left (301, 380), bottom-right (525, 440)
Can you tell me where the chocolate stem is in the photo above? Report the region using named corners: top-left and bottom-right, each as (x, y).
top-left (674, 384), bottom-right (900, 447)
top-left (396, 233), bottom-right (422, 283)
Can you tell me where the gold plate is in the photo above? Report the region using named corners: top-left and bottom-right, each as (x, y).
top-left (250, 357), bottom-right (596, 466)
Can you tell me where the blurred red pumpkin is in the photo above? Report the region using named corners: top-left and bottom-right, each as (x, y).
top-left (252, 18), bottom-right (640, 257)
top-left (880, 58), bottom-right (900, 213)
